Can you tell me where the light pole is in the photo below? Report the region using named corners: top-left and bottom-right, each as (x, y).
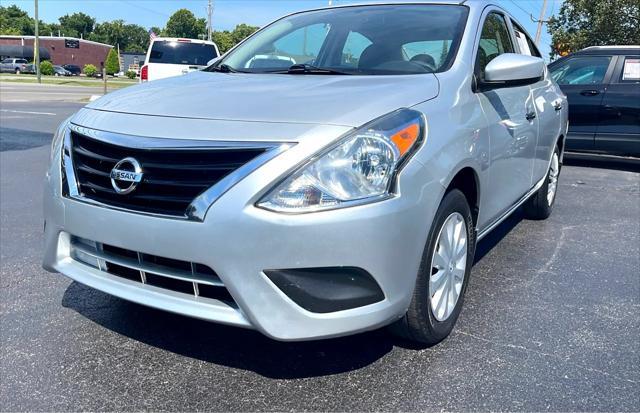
top-left (534, 0), bottom-right (548, 46)
top-left (207, 0), bottom-right (213, 42)
top-left (34, 0), bottom-right (41, 83)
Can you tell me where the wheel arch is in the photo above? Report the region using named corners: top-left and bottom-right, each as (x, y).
top-left (443, 166), bottom-right (481, 226)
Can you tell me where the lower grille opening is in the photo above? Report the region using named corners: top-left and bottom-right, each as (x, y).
top-left (198, 283), bottom-right (235, 302)
top-left (70, 236), bottom-right (235, 306)
top-left (107, 262), bottom-right (141, 282)
top-left (145, 273), bottom-right (194, 295)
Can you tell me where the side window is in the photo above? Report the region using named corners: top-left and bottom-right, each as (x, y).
top-left (619, 57), bottom-right (640, 83)
top-left (272, 23), bottom-right (330, 64)
top-left (476, 13), bottom-right (514, 79)
top-left (512, 23), bottom-right (541, 58)
top-left (402, 40), bottom-right (452, 71)
top-left (551, 56), bottom-right (612, 85)
top-left (340, 31), bottom-right (372, 68)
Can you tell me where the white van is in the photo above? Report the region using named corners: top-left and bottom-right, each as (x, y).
top-left (141, 37), bottom-right (219, 82)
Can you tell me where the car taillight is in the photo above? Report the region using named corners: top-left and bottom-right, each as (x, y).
top-left (141, 65), bottom-right (148, 81)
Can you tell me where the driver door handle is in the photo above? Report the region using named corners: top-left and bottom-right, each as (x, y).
top-left (580, 90), bottom-right (600, 96)
top-left (525, 112), bottom-right (537, 121)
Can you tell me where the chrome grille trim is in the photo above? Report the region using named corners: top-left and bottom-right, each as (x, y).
top-left (62, 124), bottom-right (293, 222)
top-left (69, 236), bottom-right (233, 304)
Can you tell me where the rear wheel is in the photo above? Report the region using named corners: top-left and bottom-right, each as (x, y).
top-left (524, 145), bottom-right (560, 220)
top-left (14, 68), bottom-right (20, 75)
top-left (391, 189), bottom-right (475, 345)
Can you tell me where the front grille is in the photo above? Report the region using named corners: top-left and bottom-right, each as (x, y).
top-left (70, 131), bottom-right (266, 217)
top-left (70, 236), bottom-right (235, 304)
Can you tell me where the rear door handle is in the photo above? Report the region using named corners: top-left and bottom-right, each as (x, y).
top-left (553, 101), bottom-right (563, 111)
top-left (526, 112), bottom-right (536, 121)
top-left (580, 90), bottom-right (600, 96)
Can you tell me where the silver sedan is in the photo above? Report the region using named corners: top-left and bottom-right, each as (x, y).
top-left (43, 1), bottom-right (568, 344)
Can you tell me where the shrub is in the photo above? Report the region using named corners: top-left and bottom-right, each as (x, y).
top-left (105, 49), bottom-right (120, 76)
top-left (125, 70), bottom-right (137, 79)
top-left (40, 60), bottom-right (54, 76)
top-left (83, 64), bottom-right (97, 77)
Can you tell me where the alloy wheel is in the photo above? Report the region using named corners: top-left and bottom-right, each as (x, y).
top-left (430, 212), bottom-right (467, 322)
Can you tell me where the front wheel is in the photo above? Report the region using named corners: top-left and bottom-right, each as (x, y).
top-left (524, 145), bottom-right (561, 220)
top-left (391, 189), bottom-right (476, 346)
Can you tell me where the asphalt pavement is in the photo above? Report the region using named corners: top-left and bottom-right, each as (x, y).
top-left (1, 90), bottom-right (639, 411)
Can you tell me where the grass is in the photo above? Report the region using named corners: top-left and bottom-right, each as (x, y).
top-left (0, 73), bottom-right (137, 89)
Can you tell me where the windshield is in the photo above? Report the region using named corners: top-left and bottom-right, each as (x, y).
top-left (149, 41), bottom-right (218, 66)
top-left (210, 4), bottom-right (468, 75)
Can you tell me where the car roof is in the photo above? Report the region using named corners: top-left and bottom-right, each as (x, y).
top-left (150, 37), bottom-right (217, 46)
top-left (576, 46), bottom-right (640, 55)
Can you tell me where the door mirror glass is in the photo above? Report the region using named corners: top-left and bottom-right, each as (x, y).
top-left (484, 53), bottom-right (544, 83)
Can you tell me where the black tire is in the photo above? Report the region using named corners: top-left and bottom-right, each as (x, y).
top-left (391, 189), bottom-right (476, 346)
top-left (524, 145), bottom-right (561, 220)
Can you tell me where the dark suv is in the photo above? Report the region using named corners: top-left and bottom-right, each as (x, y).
top-left (549, 46), bottom-right (639, 157)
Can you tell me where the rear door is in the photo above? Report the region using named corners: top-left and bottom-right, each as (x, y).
top-left (511, 21), bottom-right (562, 183)
top-left (595, 55), bottom-right (640, 156)
top-left (550, 55), bottom-right (616, 151)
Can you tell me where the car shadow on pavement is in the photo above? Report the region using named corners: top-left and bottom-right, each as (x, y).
top-left (62, 281), bottom-right (398, 379)
top-left (474, 208), bottom-right (524, 264)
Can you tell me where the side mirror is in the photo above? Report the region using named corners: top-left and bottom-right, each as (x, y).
top-left (484, 53), bottom-right (544, 86)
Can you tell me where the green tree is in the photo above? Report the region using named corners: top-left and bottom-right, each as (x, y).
top-left (40, 60), bottom-right (54, 75)
top-left (548, 0), bottom-right (640, 59)
top-left (0, 5), bottom-right (34, 34)
top-left (105, 48), bottom-right (120, 75)
top-left (58, 12), bottom-right (95, 39)
top-left (89, 20), bottom-right (149, 51)
top-left (212, 30), bottom-right (234, 53)
top-left (164, 9), bottom-right (205, 38)
top-left (230, 23), bottom-right (258, 44)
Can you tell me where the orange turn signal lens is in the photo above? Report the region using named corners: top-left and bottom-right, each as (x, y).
top-left (390, 123), bottom-right (420, 157)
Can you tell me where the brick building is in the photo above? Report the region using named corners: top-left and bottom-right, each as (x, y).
top-left (0, 35), bottom-right (112, 69)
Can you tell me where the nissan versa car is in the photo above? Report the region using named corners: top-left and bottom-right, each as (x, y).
top-left (44, 1), bottom-right (568, 344)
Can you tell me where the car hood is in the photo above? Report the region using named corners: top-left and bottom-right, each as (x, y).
top-left (86, 71), bottom-right (439, 128)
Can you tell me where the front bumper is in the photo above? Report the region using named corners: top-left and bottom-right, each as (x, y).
top-left (43, 123), bottom-right (444, 341)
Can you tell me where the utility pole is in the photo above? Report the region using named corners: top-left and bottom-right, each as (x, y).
top-left (34, 0), bottom-right (41, 84)
top-left (534, 0), bottom-right (548, 46)
top-left (207, 0), bottom-right (213, 42)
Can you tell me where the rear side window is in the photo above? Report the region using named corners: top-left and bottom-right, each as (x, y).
top-left (17, 59), bottom-right (28, 64)
top-left (341, 31), bottom-right (372, 68)
top-left (551, 56), bottom-right (612, 85)
top-left (512, 23), bottom-right (541, 58)
top-left (149, 41), bottom-right (218, 65)
top-left (620, 57), bottom-right (640, 83)
top-left (476, 13), bottom-right (514, 79)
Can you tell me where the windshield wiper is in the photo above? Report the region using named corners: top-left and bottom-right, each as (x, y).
top-left (206, 63), bottom-right (245, 73)
top-left (287, 63), bottom-right (353, 75)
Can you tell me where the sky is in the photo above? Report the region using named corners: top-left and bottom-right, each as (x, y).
top-left (8, 0), bottom-right (561, 57)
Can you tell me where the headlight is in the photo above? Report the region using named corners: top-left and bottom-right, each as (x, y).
top-left (51, 117), bottom-right (71, 163)
top-left (258, 108), bottom-right (426, 213)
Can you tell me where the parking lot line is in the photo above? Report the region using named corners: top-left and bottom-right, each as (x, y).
top-left (0, 109), bottom-right (56, 116)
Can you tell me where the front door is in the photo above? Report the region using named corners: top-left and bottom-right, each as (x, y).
top-left (550, 55), bottom-right (615, 152)
top-left (475, 12), bottom-right (537, 226)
